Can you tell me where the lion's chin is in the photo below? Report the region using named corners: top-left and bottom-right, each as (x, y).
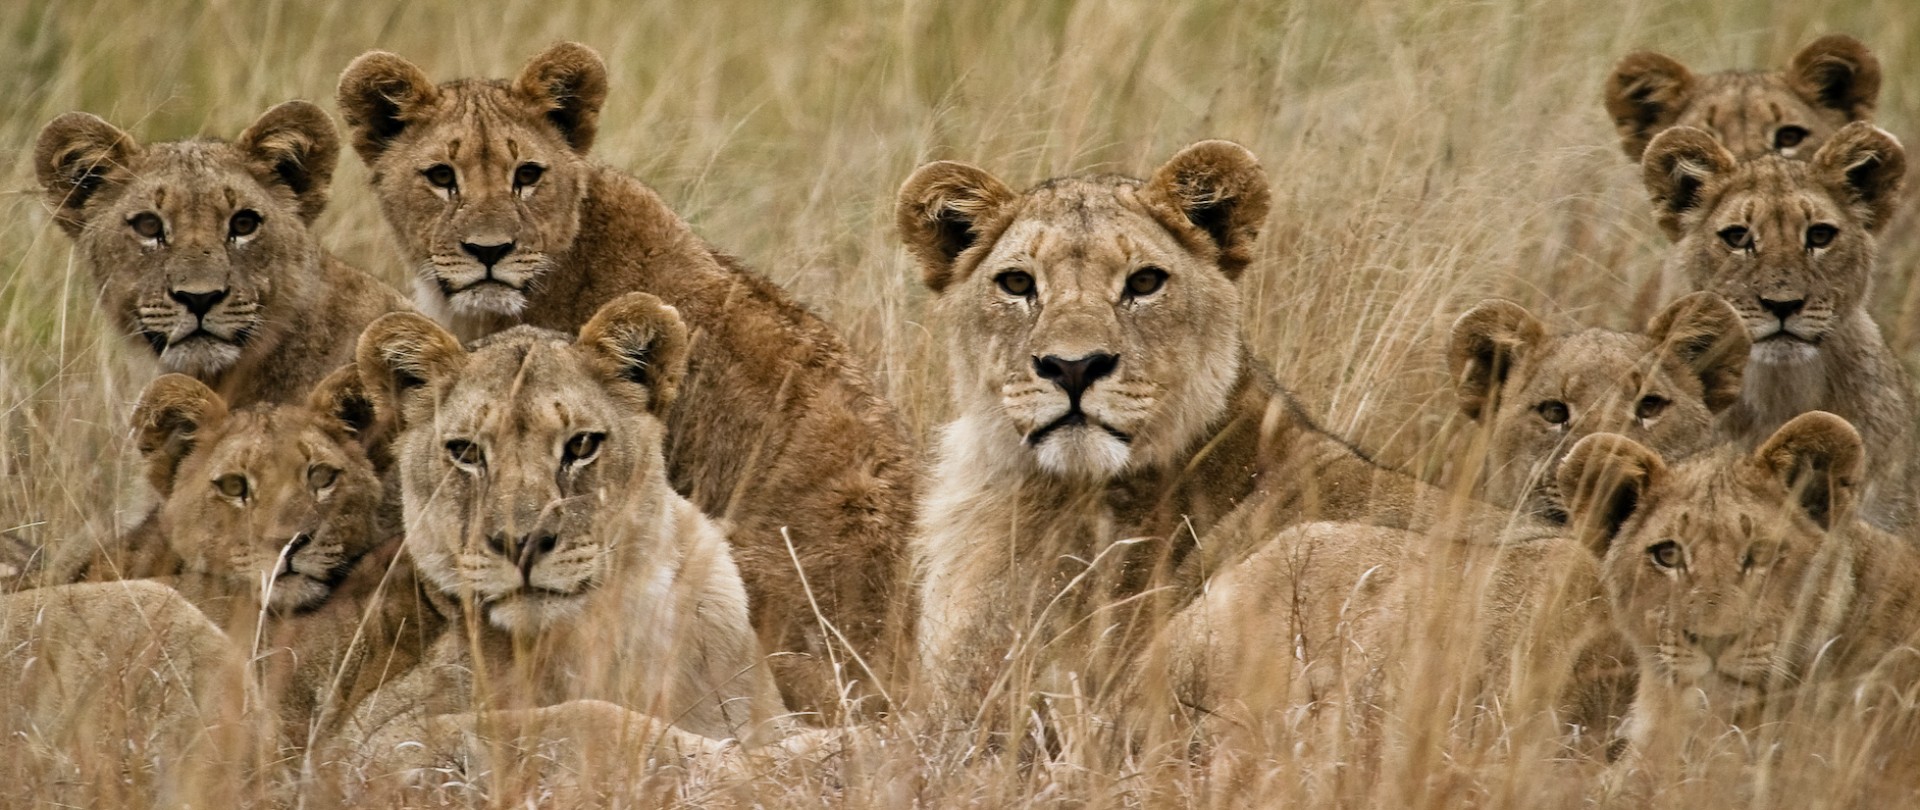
top-left (446, 282), bottom-right (531, 318)
top-left (156, 334), bottom-right (244, 376)
top-left (1033, 427), bottom-right (1133, 480)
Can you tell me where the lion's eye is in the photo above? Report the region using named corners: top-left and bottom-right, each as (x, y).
top-left (307, 465), bottom-right (339, 490)
top-left (215, 474), bottom-right (249, 501)
top-left (1805, 224), bottom-right (1838, 249)
top-left (445, 439), bottom-right (483, 468)
top-left (1648, 540), bottom-right (1683, 569)
top-left (995, 270), bottom-right (1035, 297)
top-left (1536, 400), bottom-right (1570, 425)
top-left (1774, 126), bottom-right (1809, 150)
top-left (1740, 549), bottom-right (1756, 573)
top-left (514, 163), bottom-right (545, 188)
top-left (563, 432), bottom-right (604, 465)
top-left (129, 213), bottom-right (165, 241)
top-left (1635, 395), bottom-right (1669, 421)
top-left (228, 209), bottom-right (262, 240)
top-left (1125, 267), bottom-right (1169, 298)
top-left (1718, 226), bottom-right (1753, 250)
top-left (424, 164), bottom-right (458, 190)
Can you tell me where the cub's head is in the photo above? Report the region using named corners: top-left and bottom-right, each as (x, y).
top-left (1605, 35), bottom-right (1880, 161)
top-left (1643, 122), bottom-right (1904, 368)
top-left (897, 140), bottom-right (1267, 480)
top-left (337, 42), bottom-right (607, 320)
top-left (135, 368), bottom-right (384, 613)
top-left (1449, 292), bottom-right (1748, 522)
top-left (1560, 412), bottom-right (1863, 698)
top-left (35, 102), bottom-right (338, 378)
top-left (357, 292), bottom-right (688, 634)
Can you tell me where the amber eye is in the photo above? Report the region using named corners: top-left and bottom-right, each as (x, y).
top-left (1718, 226), bottom-right (1752, 250)
top-left (1648, 540), bottom-right (1683, 569)
top-left (1805, 224), bottom-right (1838, 249)
top-left (995, 270), bottom-right (1035, 297)
top-left (129, 212), bottom-right (165, 241)
top-left (1739, 549), bottom-right (1756, 573)
top-left (1774, 126), bottom-right (1809, 150)
top-left (1125, 267), bottom-right (1169, 297)
top-left (215, 474), bottom-right (249, 500)
top-left (424, 164), bottom-right (458, 190)
top-left (1536, 400), bottom-right (1570, 425)
top-left (562, 432), bottom-right (604, 465)
top-left (445, 439), bottom-right (483, 468)
top-left (228, 209), bottom-right (262, 239)
top-left (1635, 395), bottom-right (1669, 421)
top-left (514, 163), bottom-right (545, 188)
top-left (307, 465), bottom-right (339, 490)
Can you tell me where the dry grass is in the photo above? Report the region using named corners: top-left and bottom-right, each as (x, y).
top-left (3, 0), bottom-right (1919, 805)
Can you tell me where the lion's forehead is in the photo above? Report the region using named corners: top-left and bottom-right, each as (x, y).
top-left (436, 342), bottom-right (620, 438)
top-left (1514, 331), bottom-right (1664, 403)
top-left (398, 83), bottom-right (568, 167)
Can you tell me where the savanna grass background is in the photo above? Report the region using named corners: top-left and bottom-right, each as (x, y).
top-left (2, 0), bottom-right (1919, 806)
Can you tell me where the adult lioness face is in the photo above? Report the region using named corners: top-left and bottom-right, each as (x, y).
top-left (897, 141), bottom-right (1270, 480)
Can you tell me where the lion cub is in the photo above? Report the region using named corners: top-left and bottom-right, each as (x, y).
top-left (341, 293), bottom-right (785, 771)
top-left (1604, 34), bottom-right (1879, 161)
top-left (1641, 121), bottom-right (1915, 530)
top-left (1449, 292), bottom-right (1749, 523)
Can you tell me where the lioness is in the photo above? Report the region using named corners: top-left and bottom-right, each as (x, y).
top-left (335, 43), bottom-right (913, 718)
top-left (1449, 292), bottom-right (1749, 523)
top-left (1604, 34), bottom-right (1879, 161)
top-left (341, 293), bottom-right (785, 777)
top-left (1641, 121), bottom-right (1915, 530)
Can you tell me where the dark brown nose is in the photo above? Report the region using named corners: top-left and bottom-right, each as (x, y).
top-left (486, 531), bottom-right (560, 582)
top-left (1033, 353), bottom-right (1119, 401)
top-left (1685, 631), bottom-right (1738, 661)
top-left (170, 288), bottom-right (228, 317)
top-left (1759, 296), bottom-right (1804, 321)
top-left (461, 241), bottom-right (516, 269)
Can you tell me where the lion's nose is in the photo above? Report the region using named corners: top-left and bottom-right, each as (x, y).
top-left (169, 287), bottom-right (229, 317)
top-left (1685, 631), bottom-right (1739, 661)
top-left (1033, 353), bottom-right (1119, 400)
top-left (461, 240), bottom-right (516, 269)
top-left (486, 531), bottom-right (559, 581)
top-left (1758, 296), bottom-right (1805, 322)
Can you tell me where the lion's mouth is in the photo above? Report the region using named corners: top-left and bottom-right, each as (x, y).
top-left (1026, 409), bottom-right (1133, 446)
top-left (143, 326), bottom-right (247, 354)
top-left (438, 276), bottom-right (526, 297)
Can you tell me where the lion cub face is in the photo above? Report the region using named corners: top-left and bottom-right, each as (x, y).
top-left (1642, 122), bottom-right (1905, 368)
top-left (896, 141), bottom-right (1270, 480)
top-left (1560, 412), bottom-right (1863, 703)
top-left (1449, 292), bottom-right (1748, 522)
top-left (336, 43), bottom-right (607, 321)
top-left (35, 102), bottom-right (339, 378)
top-left (135, 369), bottom-right (384, 612)
top-left (357, 293), bottom-right (688, 634)
top-left (1605, 35), bottom-right (1879, 161)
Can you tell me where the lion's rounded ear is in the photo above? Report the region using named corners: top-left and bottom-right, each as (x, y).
top-left (1604, 51), bottom-right (1695, 161)
top-left (235, 101), bottom-right (340, 224)
top-left (1146, 139), bottom-right (1271, 280)
top-left (1645, 292), bottom-right (1749, 414)
top-left (337, 50), bottom-right (440, 165)
top-left (1641, 126), bottom-right (1736, 241)
top-left (575, 292), bottom-right (689, 418)
top-left (1447, 299), bottom-right (1545, 422)
top-left (513, 42), bottom-right (609, 154)
top-left (1811, 122), bottom-right (1906, 232)
top-left (1754, 411), bottom-right (1863, 531)
top-left (1788, 35), bottom-right (1880, 122)
top-left (133, 374), bottom-right (228, 498)
top-left (35, 112), bottom-right (140, 238)
top-left (309, 364), bottom-right (380, 440)
top-left (896, 160), bottom-right (1017, 293)
top-left (355, 313), bottom-right (466, 431)
top-left (1558, 433), bottom-right (1667, 557)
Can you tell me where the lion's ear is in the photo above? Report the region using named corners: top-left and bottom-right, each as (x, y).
top-left (1753, 411), bottom-right (1863, 531)
top-left (1604, 51), bottom-right (1695, 161)
top-left (235, 101), bottom-right (340, 224)
top-left (1558, 433), bottom-right (1667, 557)
top-left (133, 374), bottom-right (229, 498)
top-left (896, 161), bottom-right (1018, 293)
top-left (355, 313), bottom-right (466, 431)
top-left (309, 364), bottom-right (381, 440)
top-left (337, 50), bottom-right (440, 165)
top-left (1788, 35), bottom-right (1880, 122)
top-left (1447, 299), bottom-right (1545, 422)
top-left (1811, 122), bottom-right (1906, 232)
top-left (35, 112), bottom-right (140, 238)
top-left (513, 42), bottom-right (609, 154)
top-left (576, 292), bottom-right (690, 419)
top-left (1146, 140), bottom-right (1271, 280)
top-left (1641, 126), bottom-right (1737, 241)
top-left (1645, 292), bottom-right (1749, 414)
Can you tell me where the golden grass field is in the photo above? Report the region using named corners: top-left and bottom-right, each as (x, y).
top-left (2, 0), bottom-right (1919, 806)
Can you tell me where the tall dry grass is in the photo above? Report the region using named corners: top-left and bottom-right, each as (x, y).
top-left (1, 0), bottom-right (1918, 805)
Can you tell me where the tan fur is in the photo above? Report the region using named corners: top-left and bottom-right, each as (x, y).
top-left (33, 102), bottom-right (409, 409)
top-left (336, 43), bottom-right (913, 718)
top-left (897, 141), bottom-right (1548, 722)
top-left (1605, 35), bottom-right (1880, 161)
top-left (1642, 122), bottom-right (1915, 530)
top-left (340, 294), bottom-right (785, 773)
top-left (1559, 413), bottom-right (1920, 760)
top-left (1449, 292), bottom-right (1749, 523)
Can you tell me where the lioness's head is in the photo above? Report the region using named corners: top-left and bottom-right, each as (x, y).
top-left (1642, 122), bottom-right (1904, 368)
top-left (337, 42), bottom-right (607, 320)
top-left (1560, 412), bottom-right (1863, 699)
top-left (1605, 35), bottom-right (1879, 161)
top-left (357, 292), bottom-right (688, 634)
top-left (35, 102), bottom-right (339, 378)
top-left (897, 141), bottom-right (1268, 480)
top-left (135, 368), bottom-right (384, 612)
top-left (1450, 292), bottom-right (1748, 522)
